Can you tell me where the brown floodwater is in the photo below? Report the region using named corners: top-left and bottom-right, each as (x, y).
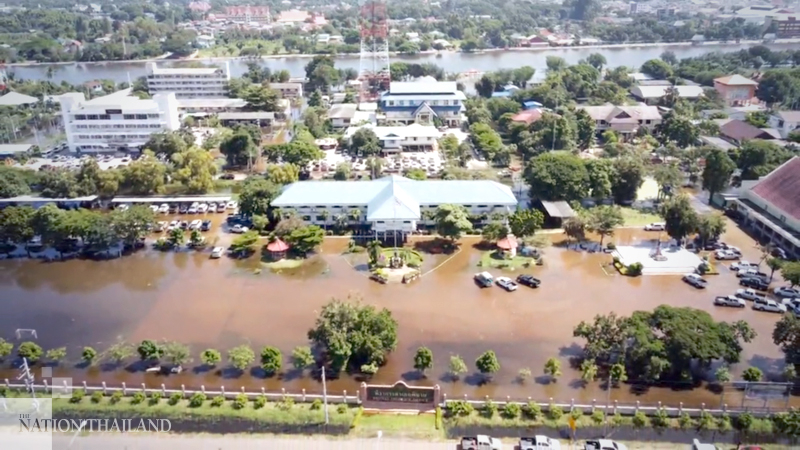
top-left (0, 220), bottom-right (794, 409)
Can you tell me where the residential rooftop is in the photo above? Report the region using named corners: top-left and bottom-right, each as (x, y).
top-left (388, 81), bottom-right (460, 95)
top-left (630, 85), bottom-right (704, 99)
top-left (750, 157), bottom-right (800, 221)
top-left (714, 74), bottom-right (759, 86)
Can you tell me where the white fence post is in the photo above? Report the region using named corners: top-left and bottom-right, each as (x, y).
top-left (102, 382), bottom-right (107, 395)
top-left (122, 382), bottom-right (127, 395)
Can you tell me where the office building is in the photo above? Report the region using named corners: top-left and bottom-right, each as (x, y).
top-left (146, 62), bottom-right (231, 99)
top-left (379, 81), bottom-right (466, 127)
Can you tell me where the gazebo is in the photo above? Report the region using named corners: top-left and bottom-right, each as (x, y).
top-left (266, 238), bottom-right (290, 260)
top-left (496, 234), bottom-right (519, 258)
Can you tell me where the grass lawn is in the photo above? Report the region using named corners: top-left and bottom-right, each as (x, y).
top-left (620, 207), bottom-right (662, 227)
top-left (262, 258), bottom-right (305, 270)
top-left (377, 248), bottom-right (423, 267)
top-left (354, 413), bottom-right (442, 439)
top-left (477, 250), bottom-right (537, 270)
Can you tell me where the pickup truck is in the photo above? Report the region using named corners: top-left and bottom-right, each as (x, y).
top-left (461, 435), bottom-right (502, 450)
top-left (736, 288), bottom-right (766, 302)
top-left (520, 436), bottom-right (561, 450)
top-left (739, 276), bottom-right (770, 291)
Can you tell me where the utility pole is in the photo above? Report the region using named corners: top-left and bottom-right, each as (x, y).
top-left (551, 98), bottom-right (558, 151)
top-left (322, 365), bottom-right (329, 425)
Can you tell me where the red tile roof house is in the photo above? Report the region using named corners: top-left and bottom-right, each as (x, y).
top-left (713, 74), bottom-right (759, 106)
top-left (509, 109), bottom-right (544, 125)
top-left (719, 119), bottom-right (777, 146)
top-left (736, 157), bottom-right (800, 260)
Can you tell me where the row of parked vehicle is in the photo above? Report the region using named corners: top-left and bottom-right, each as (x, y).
top-left (460, 435), bottom-right (628, 450)
top-left (473, 272), bottom-right (541, 291)
top-left (153, 220), bottom-right (212, 233)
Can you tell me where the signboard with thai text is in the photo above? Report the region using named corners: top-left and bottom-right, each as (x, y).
top-left (365, 381), bottom-right (435, 405)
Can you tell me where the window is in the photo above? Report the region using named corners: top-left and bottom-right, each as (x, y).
top-left (75, 114), bottom-right (87, 120)
top-left (124, 114), bottom-right (135, 120)
top-left (377, 220), bottom-right (385, 224)
top-left (477, 205), bottom-right (487, 208)
top-left (779, 120), bottom-right (785, 128)
top-left (87, 115), bottom-right (98, 120)
top-left (781, 215), bottom-right (787, 222)
top-left (302, 215), bottom-right (311, 221)
top-left (316, 215), bottom-right (326, 221)
top-left (388, 101), bottom-right (395, 106)
top-left (99, 115), bottom-right (110, 120)
top-left (403, 221), bottom-right (411, 224)
top-left (398, 100), bottom-right (405, 106)
top-left (315, 205), bottom-right (326, 209)
top-left (136, 114), bottom-right (148, 120)
top-left (464, 205), bottom-right (472, 208)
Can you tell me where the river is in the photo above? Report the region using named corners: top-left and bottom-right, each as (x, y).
top-left (10, 42), bottom-right (800, 85)
top-left (0, 218), bottom-right (793, 410)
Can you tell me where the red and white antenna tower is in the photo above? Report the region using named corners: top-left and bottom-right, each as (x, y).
top-left (358, 0), bottom-right (390, 102)
top-left (0, 60), bottom-right (8, 92)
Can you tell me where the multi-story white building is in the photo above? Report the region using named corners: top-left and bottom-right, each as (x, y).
top-left (272, 175), bottom-right (517, 237)
top-left (268, 82), bottom-right (304, 99)
top-left (343, 123), bottom-right (441, 153)
top-left (379, 81), bottom-right (466, 127)
top-left (59, 89), bottom-right (180, 153)
top-left (146, 62), bottom-right (231, 99)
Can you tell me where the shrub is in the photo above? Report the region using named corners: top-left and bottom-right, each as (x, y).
top-left (522, 401), bottom-right (542, 420)
top-left (482, 400), bottom-right (497, 418)
top-left (612, 256), bottom-right (620, 263)
top-left (90, 391), bottom-right (103, 404)
top-left (591, 410), bottom-right (604, 424)
top-left (435, 406), bottom-right (443, 430)
top-left (310, 399), bottom-right (323, 410)
top-left (110, 391), bottom-right (123, 404)
top-left (232, 393), bottom-right (248, 410)
top-left (570, 407), bottom-right (583, 420)
top-left (149, 392), bottom-right (162, 406)
top-left (632, 411), bottom-right (649, 428)
top-left (627, 262), bottom-right (643, 276)
top-left (697, 411), bottom-right (714, 430)
top-left (188, 392), bottom-right (206, 408)
top-left (70, 389), bottom-right (85, 404)
top-left (130, 392), bottom-right (145, 405)
top-left (678, 412), bottom-right (694, 429)
top-left (0, 386), bottom-right (7, 397)
top-left (735, 412), bottom-right (754, 431)
top-left (336, 403), bottom-right (348, 414)
top-left (612, 413), bottom-right (625, 427)
top-left (718, 413), bottom-right (732, 432)
top-left (211, 395), bottom-right (225, 407)
top-left (277, 396), bottom-right (294, 411)
top-left (502, 402), bottom-right (521, 419)
top-left (168, 393), bottom-right (182, 406)
top-left (547, 404), bottom-right (563, 421)
top-left (607, 242), bottom-right (616, 250)
top-left (254, 395), bottom-right (267, 409)
top-left (449, 400), bottom-right (474, 417)
top-left (652, 408), bottom-right (669, 428)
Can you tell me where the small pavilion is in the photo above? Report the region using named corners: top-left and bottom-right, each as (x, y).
top-left (266, 238), bottom-right (290, 260)
top-left (496, 234), bottom-right (519, 258)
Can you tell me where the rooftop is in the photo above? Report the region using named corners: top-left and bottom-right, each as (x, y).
top-left (218, 112), bottom-right (275, 120)
top-left (0, 144), bottom-right (35, 156)
top-left (343, 123), bottom-right (441, 141)
top-left (714, 74), bottom-right (759, 86)
top-left (630, 85), bottom-right (704, 99)
top-left (328, 103), bottom-right (357, 119)
top-left (772, 110), bottom-right (800, 122)
top-left (111, 196), bottom-right (231, 204)
top-left (510, 109), bottom-right (544, 124)
top-left (0, 195), bottom-right (98, 203)
top-left (578, 104), bottom-right (662, 121)
top-left (176, 98), bottom-right (247, 108)
top-left (720, 120), bottom-right (776, 141)
top-left (272, 176), bottom-right (517, 217)
top-left (388, 81), bottom-right (459, 95)
top-left (750, 157), bottom-right (800, 221)
top-left (0, 91), bottom-right (39, 106)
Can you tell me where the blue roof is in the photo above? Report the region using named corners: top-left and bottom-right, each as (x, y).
top-left (491, 91), bottom-right (512, 98)
top-left (272, 176), bottom-right (517, 219)
top-left (523, 101), bottom-right (543, 109)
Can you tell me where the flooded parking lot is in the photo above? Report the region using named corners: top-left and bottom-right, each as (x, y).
top-left (0, 222), bottom-right (794, 408)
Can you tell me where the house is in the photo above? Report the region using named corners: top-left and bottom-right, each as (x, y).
top-left (509, 109), bottom-right (545, 126)
top-left (406, 32), bottom-right (421, 43)
top-left (691, 34), bottom-right (705, 45)
top-left (328, 103), bottom-right (358, 129)
top-left (0, 92), bottom-right (39, 107)
top-left (217, 111), bottom-right (275, 129)
top-left (276, 9), bottom-right (311, 25)
top-left (271, 175), bottom-right (517, 237)
top-left (344, 123), bottom-right (441, 153)
top-left (629, 85), bottom-right (704, 105)
top-left (713, 75), bottom-right (759, 106)
top-left (719, 120), bottom-right (778, 145)
top-left (432, 39), bottom-right (453, 49)
top-left (61, 40), bottom-right (83, 53)
top-left (177, 98), bottom-right (247, 115)
top-left (379, 80), bottom-right (466, 127)
top-left (84, 81), bottom-right (104, 93)
top-left (317, 34), bottom-right (330, 44)
top-left (577, 104), bottom-right (662, 136)
top-left (195, 34), bottom-right (215, 48)
top-left (223, 6), bottom-right (271, 23)
top-left (268, 82), bottom-right (303, 99)
top-left (768, 111), bottom-right (800, 138)
top-left (733, 157), bottom-right (800, 260)
top-left (525, 71), bottom-right (547, 88)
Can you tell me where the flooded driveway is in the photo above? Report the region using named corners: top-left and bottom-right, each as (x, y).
top-left (0, 222), bottom-right (792, 409)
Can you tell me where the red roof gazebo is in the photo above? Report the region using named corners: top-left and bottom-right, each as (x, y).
top-left (496, 235), bottom-right (518, 257)
top-left (266, 238), bottom-right (290, 260)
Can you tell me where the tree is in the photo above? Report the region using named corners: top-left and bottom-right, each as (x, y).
top-left (508, 209), bottom-right (544, 238)
top-left (243, 84), bottom-right (279, 111)
top-left (334, 162), bottom-right (351, 181)
top-left (220, 131), bottom-right (257, 167)
top-left (291, 346), bottom-right (314, 371)
top-left (448, 355), bottom-right (468, 380)
top-left (660, 51), bottom-right (678, 65)
top-left (230, 231), bottom-right (259, 256)
top-left (715, 366), bottom-right (732, 383)
top-left (171, 148), bottom-right (217, 194)
top-left (238, 178), bottom-right (281, 218)
top-left (305, 55), bottom-right (339, 92)
top-left (107, 341), bottom-right (134, 365)
top-left (481, 222), bottom-right (508, 243)
top-left (190, 229), bottom-right (204, 248)
top-left (659, 194), bottom-right (699, 244)
top-left (0, 167), bottom-right (33, 198)
top-left (610, 363), bottom-right (628, 386)
top-left (308, 90), bottom-right (323, 107)
top-left (586, 205), bottom-right (624, 247)
top-left (144, 131), bottom-right (189, 157)
top-left (350, 128), bottom-right (382, 157)
top-left (260, 346), bottom-right (283, 376)
top-left (434, 204), bottom-right (473, 241)
top-left (586, 53), bottom-right (607, 70)
top-left (543, 357), bottom-right (562, 382)
top-left (307, 295), bottom-right (398, 374)
top-left (163, 342), bottom-right (191, 369)
top-left (546, 56), bottom-right (567, 72)
top-left (563, 215), bottom-right (587, 243)
top-left (773, 313), bottom-right (800, 367)
top-left (137, 340), bottom-right (164, 362)
top-left (657, 113), bottom-right (698, 148)
top-left (737, 140), bottom-right (792, 180)
top-left (580, 359), bottom-right (598, 384)
top-left (640, 59), bottom-right (673, 79)
top-left (274, 216), bottom-right (306, 237)
top-left (18, 342), bottom-right (43, 362)
top-left (696, 213), bottom-right (726, 248)
top-left (31, 203), bottom-right (66, 247)
top-left (742, 366), bottom-right (763, 382)
top-left (586, 159), bottom-right (613, 200)
top-left (111, 205), bottom-right (155, 249)
top-left (575, 108), bottom-right (596, 150)
top-left (80, 347), bottom-right (97, 365)
top-left (653, 163), bottom-right (682, 198)
top-left (756, 70), bottom-right (798, 106)
top-left (702, 148), bottom-right (735, 200)
top-left (167, 228), bottom-right (185, 248)
top-left (200, 349), bottom-right (222, 367)
top-left (476, 350), bottom-right (500, 381)
top-left (44, 347), bottom-right (66, 363)
top-left (524, 152), bottom-right (588, 202)
top-left (285, 224), bottom-right (324, 255)
top-left (263, 141), bottom-right (323, 167)
top-left (228, 345), bottom-right (255, 373)
top-left (413, 346), bottom-right (434, 376)
top-left (767, 257), bottom-right (784, 281)
top-left (121, 151), bottom-right (166, 195)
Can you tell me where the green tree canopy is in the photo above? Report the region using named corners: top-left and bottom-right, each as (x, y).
top-left (434, 204), bottom-right (473, 241)
top-left (659, 194), bottom-right (699, 243)
top-left (220, 131), bottom-right (257, 167)
top-left (524, 152), bottom-right (589, 202)
top-left (702, 148), bottom-right (735, 199)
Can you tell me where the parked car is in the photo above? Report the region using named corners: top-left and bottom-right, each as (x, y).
top-left (772, 247), bottom-right (789, 259)
top-left (730, 261), bottom-right (757, 271)
top-left (520, 436), bottom-right (560, 450)
top-left (169, 205), bottom-right (179, 214)
top-left (774, 286), bottom-right (800, 299)
top-left (117, 204), bottom-right (129, 211)
top-left (736, 268), bottom-right (767, 279)
top-left (208, 203), bottom-right (217, 213)
top-left (461, 435), bottom-right (502, 450)
top-left (683, 273), bottom-right (708, 289)
top-left (179, 205), bottom-right (189, 214)
top-left (189, 220), bottom-right (202, 230)
top-left (158, 203), bottom-right (169, 213)
top-left (197, 203), bottom-right (208, 214)
top-left (153, 221), bottom-right (166, 232)
top-left (149, 205), bottom-right (159, 213)
top-left (495, 277), bottom-right (518, 292)
top-left (516, 274), bottom-right (541, 288)
top-left (226, 200), bottom-right (238, 210)
top-left (219, 173), bottom-right (235, 180)
top-left (644, 222), bottom-right (665, 231)
top-left (753, 298), bottom-right (787, 314)
top-left (210, 247), bottom-right (224, 259)
top-left (180, 221), bottom-right (189, 230)
top-left (231, 224), bottom-right (249, 234)
top-left (188, 203), bottom-right (199, 214)
top-left (474, 272), bottom-right (494, 288)
top-left (201, 220), bottom-right (212, 231)
top-left (740, 277), bottom-right (770, 291)
top-left (714, 295), bottom-right (746, 308)
top-left (736, 288), bottom-right (766, 302)
top-left (585, 440), bottom-right (628, 450)
top-left (714, 250), bottom-right (739, 261)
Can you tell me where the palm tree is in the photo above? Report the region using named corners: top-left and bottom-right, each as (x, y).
top-left (348, 209), bottom-right (361, 224)
top-left (367, 240), bottom-right (382, 266)
top-left (320, 210), bottom-right (330, 231)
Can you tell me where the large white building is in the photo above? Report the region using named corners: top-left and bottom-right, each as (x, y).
top-left (272, 175), bottom-right (517, 236)
top-left (343, 123), bottom-right (441, 153)
top-left (59, 89), bottom-right (180, 153)
top-left (146, 62), bottom-right (231, 99)
top-left (378, 81), bottom-right (466, 127)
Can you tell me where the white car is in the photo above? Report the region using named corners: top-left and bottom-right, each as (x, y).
top-left (231, 224), bottom-right (249, 234)
top-left (153, 221), bottom-right (167, 232)
top-left (714, 295), bottom-right (746, 308)
top-left (188, 203), bottom-right (199, 214)
top-left (197, 204), bottom-right (208, 213)
top-left (774, 286), bottom-right (800, 299)
top-left (117, 204), bottom-right (129, 211)
top-left (585, 440), bottom-right (628, 450)
top-left (714, 250), bottom-right (739, 260)
top-left (520, 436), bottom-right (560, 450)
top-left (208, 203), bottom-right (217, 213)
top-left (226, 201), bottom-right (238, 210)
top-left (495, 277), bottom-right (518, 292)
top-left (753, 298), bottom-right (787, 314)
top-left (683, 273), bottom-right (707, 289)
top-left (189, 220), bottom-right (202, 230)
top-left (149, 205), bottom-right (159, 213)
top-left (158, 203), bottom-right (169, 213)
top-left (210, 247), bottom-right (225, 259)
top-left (736, 288), bottom-right (766, 302)
top-left (730, 261), bottom-right (756, 271)
top-left (644, 222), bottom-right (665, 231)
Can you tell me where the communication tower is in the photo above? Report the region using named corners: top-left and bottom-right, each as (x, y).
top-left (0, 61), bottom-right (8, 92)
top-left (358, 0), bottom-right (390, 102)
